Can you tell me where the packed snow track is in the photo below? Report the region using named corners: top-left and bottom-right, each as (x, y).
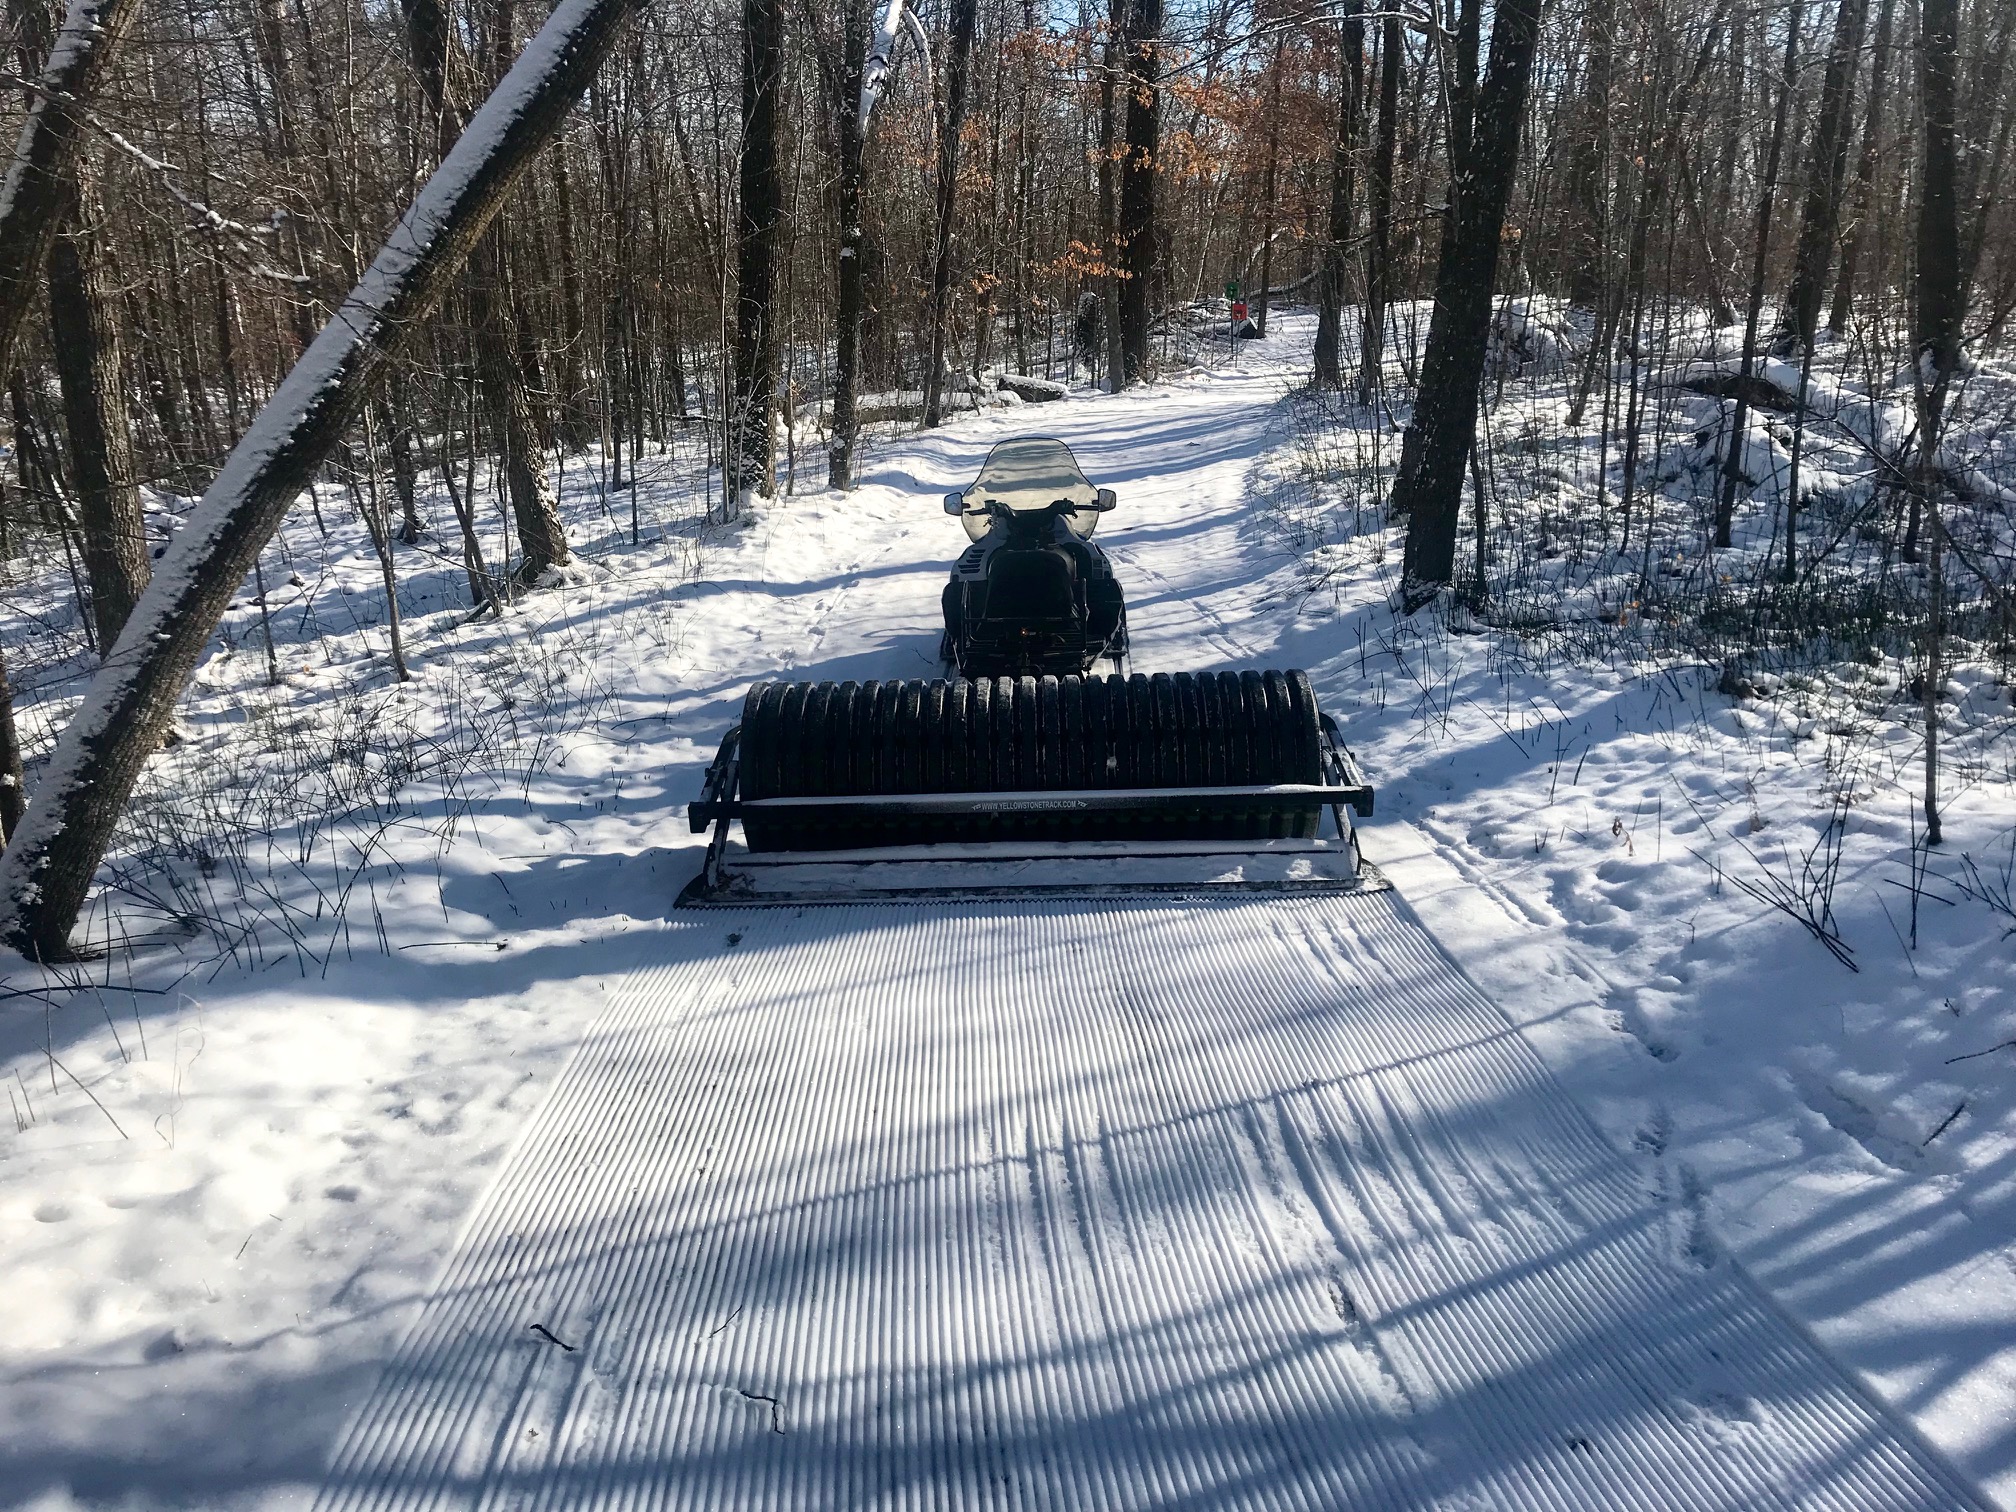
top-left (315, 890), bottom-right (1980, 1511)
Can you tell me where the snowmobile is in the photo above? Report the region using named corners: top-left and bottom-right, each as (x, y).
top-left (938, 436), bottom-right (1129, 677)
top-left (681, 429), bottom-right (1376, 902)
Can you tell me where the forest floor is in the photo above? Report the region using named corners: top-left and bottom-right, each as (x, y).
top-left (1, 311), bottom-right (2013, 1508)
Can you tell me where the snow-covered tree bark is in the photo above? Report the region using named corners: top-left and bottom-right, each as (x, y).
top-left (0, 0), bottom-right (644, 961)
top-left (0, 0), bottom-right (142, 384)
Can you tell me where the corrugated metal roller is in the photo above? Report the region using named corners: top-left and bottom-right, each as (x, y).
top-left (734, 670), bottom-right (1325, 850)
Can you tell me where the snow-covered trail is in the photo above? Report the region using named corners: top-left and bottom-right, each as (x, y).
top-left (315, 894), bottom-right (1982, 1512)
top-left (306, 360), bottom-right (1984, 1509)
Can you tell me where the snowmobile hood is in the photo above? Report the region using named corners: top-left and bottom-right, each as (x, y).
top-left (954, 436), bottom-right (1104, 542)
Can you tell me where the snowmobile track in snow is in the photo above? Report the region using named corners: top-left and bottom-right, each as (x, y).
top-left (315, 890), bottom-right (1984, 1511)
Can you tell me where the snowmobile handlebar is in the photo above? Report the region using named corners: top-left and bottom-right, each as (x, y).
top-left (943, 488), bottom-right (1117, 516)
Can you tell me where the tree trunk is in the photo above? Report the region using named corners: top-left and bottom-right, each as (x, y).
top-left (1098, 3), bottom-right (1126, 393)
top-left (1826, 0), bottom-right (1895, 334)
top-left (1563, 0), bottom-right (1613, 309)
top-left (923, 0), bottom-right (980, 427)
top-left (47, 162), bottom-right (149, 652)
top-left (1957, 6), bottom-right (2016, 310)
top-left (1360, 10), bottom-right (1399, 405)
top-left (479, 0), bottom-right (568, 577)
top-left (1313, 3), bottom-right (1364, 389)
top-left (474, 250), bottom-right (571, 578)
top-left (829, 0), bottom-right (870, 487)
top-left (1117, 0), bottom-right (1161, 379)
top-left (0, 641), bottom-right (22, 843)
top-left (0, 0), bottom-right (646, 961)
top-left (1394, 0), bottom-right (1544, 605)
top-left (1254, 43), bottom-right (1285, 339)
top-left (1315, 7), bottom-right (1367, 386)
top-left (1715, 8), bottom-right (1799, 548)
top-left (730, 0), bottom-right (784, 506)
top-left (550, 142), bottom-right (597, 450)
top-left (0, 0), bottom-right (144, 386)
top-left (1917, 0), bottom-right (1961, 844)
top-left (1776, 0), bottom-right (1869, 353)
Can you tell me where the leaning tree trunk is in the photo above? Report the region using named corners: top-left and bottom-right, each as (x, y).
top-left (1394, 0), bottom-right (1545, 606)
top-left (47, 160), bottom-right (150, 651)
top-left (1312, 3), bottom-right (1364, 389)
top-left (922, 0), bottom-right (979, 428)
top-left (1776, 0), bottom-right (1869, 354)
top-left (730, 0), bottom-right (784, 507)
top-left (1116, 0), bottom-right (1161, 379)
top-left (829, 0), bottom-right (870, 487)
top-left (0, 0), bottom-right (646, 962)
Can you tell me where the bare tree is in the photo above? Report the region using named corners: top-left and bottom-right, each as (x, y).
top-left (470, 0), bottom-right (572, 579)
top-left (47, 158), bottom-right (149, 648)
top-left (0, 0), bottom-right (647, 960)
top-left (730, 0), bottom-right (784, 505)
top-left (1715, 3), bottom-right (1799, 550)
top-left (1116, 0), bottom-right (1160, 378)
top-left (922, 0), bottom-right (978, 427)
top-left (1312, 3), bottom-right (1362, 389)
top-left (1395, 0), bottom-right (1546, 605)
top-left (827, 0), bottom-right (871, 487)
top-left (1777, 0), bottom-right (1868, 354)
top-left (1360, 8), bottom-right (1399, 406)
top-left (1827, 0), bottom-right (1896, 335)
top-left (1915, 0), bottom-right (1963, 847)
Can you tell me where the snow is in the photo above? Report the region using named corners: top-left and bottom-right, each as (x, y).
top-left (2, 311), bottom-right (2013, 1507)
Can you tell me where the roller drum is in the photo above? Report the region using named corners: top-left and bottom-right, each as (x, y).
top-left (734, 671), bottom-right (1326, 852)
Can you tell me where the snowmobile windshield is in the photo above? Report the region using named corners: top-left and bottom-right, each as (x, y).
top-left (958, 436), bottom-right (1101, 542)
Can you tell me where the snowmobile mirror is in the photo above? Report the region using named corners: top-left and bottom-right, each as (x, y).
top-left (944, 491), bottom-right (966, 515)
top-left (1095, 488), bottom-right (1117, 511)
